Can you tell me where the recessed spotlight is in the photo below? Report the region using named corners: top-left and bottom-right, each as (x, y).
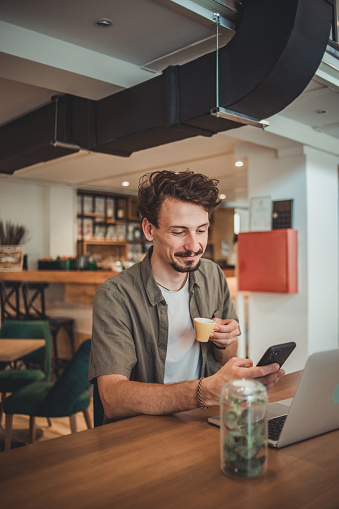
top-left (122, 181), bottom-right (130, 187)
top-left (219, 193), bottom-right (226, 200)
top-left (235, 161), bottom-right (244, 167)
top-left (316, 109), bottom-right (326, 114)
top-left (94, 18), bottom-right (113, 28)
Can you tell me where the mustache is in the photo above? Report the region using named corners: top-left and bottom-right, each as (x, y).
top-left (174, 248), bottom-right (203, 257)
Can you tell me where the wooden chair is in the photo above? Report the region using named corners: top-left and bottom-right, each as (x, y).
top-left (22, 282), bottom-right (75, 377)
top-left (21, 282), bottom-right (48, 320)
top-left (0, 281), bottom-right (24, 323)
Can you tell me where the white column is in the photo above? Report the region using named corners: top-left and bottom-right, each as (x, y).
top-left (304, 147), bottom-right (339, 354)
top-left (245, 144), bottom-right (338, 372)
top-left (47, 185), bottom-right (77, 258)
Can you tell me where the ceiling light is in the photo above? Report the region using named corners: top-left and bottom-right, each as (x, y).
top-left (235, 161), bottom-right (244, 167)
top-left (219, 193), bottom-right (226, 200)
top-left (94, 18), bottom-right (113, 28)
top-left (316, 109), bottom-right (326, 114)
top-left (122, 181), bottom-right (130, 187)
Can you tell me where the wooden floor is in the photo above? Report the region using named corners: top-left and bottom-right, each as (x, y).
top-left (0, 396), bottom-right (93, 452)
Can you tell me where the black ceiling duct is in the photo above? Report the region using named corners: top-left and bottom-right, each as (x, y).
top-left (95, 0), bottom-right (333, 155)
top-left (0, 96), bottom-right (81, 174)
top-left (0, 0), bottom-right (333, 174)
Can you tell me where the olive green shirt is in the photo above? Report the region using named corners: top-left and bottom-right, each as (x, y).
top-left (89, 248), bottom-right (238, 385)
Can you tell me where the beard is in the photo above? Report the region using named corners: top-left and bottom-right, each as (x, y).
top-left (171, 248), bottom-right (203, 273)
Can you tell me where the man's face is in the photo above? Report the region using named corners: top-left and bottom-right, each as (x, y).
top-left (143, 197), bottom-right (209, 273)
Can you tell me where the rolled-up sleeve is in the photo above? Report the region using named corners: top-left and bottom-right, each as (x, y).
top-left (89, 284), bottom-right (137, 382)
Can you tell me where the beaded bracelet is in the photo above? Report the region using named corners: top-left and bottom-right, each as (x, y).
top-left (198, 377), bottom-right (208, 409)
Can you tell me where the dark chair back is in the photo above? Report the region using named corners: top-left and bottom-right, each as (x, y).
top-left (37, 339), bottom-right (91, 416)
top-left (0, 281), bottom-right (24, 322)
top-left (0, 320), bottom-right (51, 379)
top-left (21, 282), bottom-right (49, 320)
top-left (93, 378), bottom-right (105, 427)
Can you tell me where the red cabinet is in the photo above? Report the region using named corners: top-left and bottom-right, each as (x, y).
top-left (238, 229), bottom-right (298, 293)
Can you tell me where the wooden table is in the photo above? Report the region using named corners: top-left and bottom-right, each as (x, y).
top-left (0, 339), bottom-right (45, 362)
top-left (0, 372), bottom-right (338, 509)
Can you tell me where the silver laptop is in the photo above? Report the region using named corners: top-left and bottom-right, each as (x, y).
top-left (208, 348), bottom-right (339, 448)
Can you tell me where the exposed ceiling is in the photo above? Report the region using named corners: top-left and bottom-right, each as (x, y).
top-left (1, 0), bottom-right (338, 205)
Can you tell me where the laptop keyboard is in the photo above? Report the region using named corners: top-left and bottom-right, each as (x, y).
top-left (268, 415), bottom-right (287, 441)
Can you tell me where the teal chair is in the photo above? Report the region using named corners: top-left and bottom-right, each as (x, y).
top-left (0, 320), bottom-right (51, 425)
top-left (4, 339), bottom-right (92, 451)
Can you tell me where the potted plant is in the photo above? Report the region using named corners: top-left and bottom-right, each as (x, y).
top-left (0, 220), bottom-right (28, 271)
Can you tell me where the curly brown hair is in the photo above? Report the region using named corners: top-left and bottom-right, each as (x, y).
top-left (137, 170), bottom-right (221, 227)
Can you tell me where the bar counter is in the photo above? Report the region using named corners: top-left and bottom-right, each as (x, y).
top-left (0, 268), bottom-right (236, 304)
top-left (0, 268), bottom-right (235, 283)
top-left (0, 269), bottom-right (117, 285)
top-left (0, 270), bottom-right (117, 306)
top-left (0, 269), bottom-right (237, 355)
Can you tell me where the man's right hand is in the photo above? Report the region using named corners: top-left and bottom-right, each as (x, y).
top-left (202, 357), bottom-right (285, 406)
top-left (98, 357), bottom-right (285, 420)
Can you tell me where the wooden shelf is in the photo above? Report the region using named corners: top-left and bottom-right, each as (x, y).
top-left (77, 190), bottom-right (145, 261)
top-left (78, 239), bottom-right (129, 259)
top-left (78, 212), bottom-right (106, 218)
top-left (105, 219), bottom-right (128, 224)
top-left (81, 240), bottom-right (127, 246)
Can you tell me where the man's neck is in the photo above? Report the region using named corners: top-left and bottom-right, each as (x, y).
top-left (151, 253), bottom-right (187, 292)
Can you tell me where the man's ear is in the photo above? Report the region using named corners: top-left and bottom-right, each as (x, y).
top-left (142, 218), bottom-right (154, 241)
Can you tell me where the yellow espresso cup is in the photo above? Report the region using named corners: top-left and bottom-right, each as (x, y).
top-left (194, 318), bottom-right (216, 342)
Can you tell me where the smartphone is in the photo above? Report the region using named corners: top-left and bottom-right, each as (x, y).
top-left (256, 341), bottom-right (296, 368)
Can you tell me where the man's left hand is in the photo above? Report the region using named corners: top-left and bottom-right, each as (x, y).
top-left (209, 318), bottom-right (239, 349)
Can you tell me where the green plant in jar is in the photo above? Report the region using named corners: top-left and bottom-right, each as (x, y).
top-left (220, 380), bottom-right (267, 478)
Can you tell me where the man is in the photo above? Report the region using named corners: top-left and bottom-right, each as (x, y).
top-left (89, 170), bottom-right (284, 422)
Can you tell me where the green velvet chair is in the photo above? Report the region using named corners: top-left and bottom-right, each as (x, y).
top-left (0, 320), bottom-right (51, 425)
top-left (4, 338), bottom-right (92, 451)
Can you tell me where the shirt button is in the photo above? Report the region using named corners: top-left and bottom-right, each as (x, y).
top-left (159, 343), bottom-right (164, 349)
top-left (160, 309), bottom-right (166, 314)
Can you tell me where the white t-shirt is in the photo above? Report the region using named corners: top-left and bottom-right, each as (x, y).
top-left (158, 278), bottom-right (200, 384)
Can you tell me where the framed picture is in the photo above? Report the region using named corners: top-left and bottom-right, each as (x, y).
top-left (250, 196), bottom-right (272, 231)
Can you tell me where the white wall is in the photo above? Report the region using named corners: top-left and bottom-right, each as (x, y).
top-left (235, 208), bottom-right (249, 233)
top-left (0, 180), bottom-right (76, 268)
top-left (0, 180), bottom-right (45, 269)
top-left (304, 147), bottom-right (339, 354)
top-left (245, 145), bottom-right (339, 373)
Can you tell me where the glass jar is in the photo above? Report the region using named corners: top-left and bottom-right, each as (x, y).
top-left (220, 379), bottom-right (268, 479)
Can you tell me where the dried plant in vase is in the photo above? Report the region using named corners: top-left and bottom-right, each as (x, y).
top-left (0, 220), bottom-right (29, 246)
top-left (0, 221), bottom-right (29, 271)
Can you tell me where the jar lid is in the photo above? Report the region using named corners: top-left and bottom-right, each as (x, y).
top-left (222, 379), bottom-right (267, 401)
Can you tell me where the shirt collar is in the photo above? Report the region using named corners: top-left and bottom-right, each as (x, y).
top-left (140, 247), bottom-right (164, 306)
